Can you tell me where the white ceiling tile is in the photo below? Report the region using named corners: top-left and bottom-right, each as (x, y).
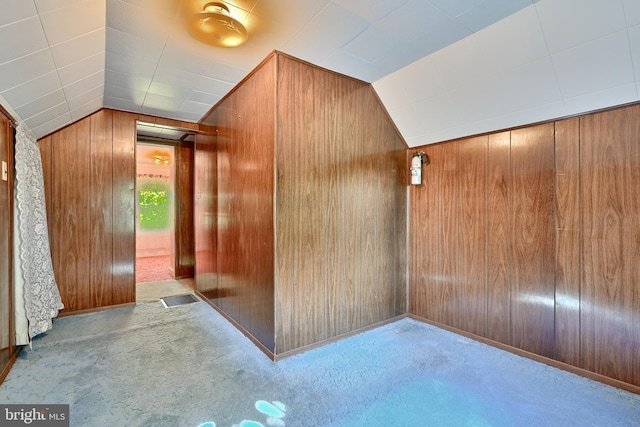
top-left (0, 71), bottom-right (61, 107)
top-left (50, 29), bottom-right (105, 68)
top-left (104, 83), bottom-right (146, 104)
top-left (551, 30), bottom-right (634, 98)
top-left (143, 92), bottom-right (183, 110)
top-left (0, 17), bottom-right (48, 65)
top-left (152, 67), bottom-right (202, 90)
top-left (178, 100), bottom-right (211, 115)
top-left (70, 97), bottom-right (102, 120)
top-left (23, 101), bottom-right (69, 129)
top-left (491, 56), bottom-right (562, 114)
top-left (67, 85), bottom-right (103, 109)
top-left (147, 80), bottom-right (190, 99)
top-left (340, 25), bottom-right (408, 64)
top-left (624, 0), bottom-right (640, 27)
top-left (103, 95), bottom-right (141, 113)
top-left (0, 1), bottom-right (38, 27)
top-left (196, 76), bottom-right (235, 97)
top-left (333, 0), bottom-right (409, 21)
top-left (486, 100), bottom-right (567, 132)
top-left (58, 52), bottom-right (105, 86)
top-left (105, 68), bottom-right (150, 90)
top-left (202, 60), bottom-right (249, 84)
top-left (472, 6), bottom-right (548, 72)
top-left (14, 88), bottom-right (65, 119)
top-left (0, 49), bottom-right (56, 92)
top-left (455, 0), bottom-right (533, 32)
top-left (373, 56), bottom-right (447, 109)
top-left (563, 83), bottom-right (638, 116)
top-left (376, 0), bottom-right (448, 42)
top-left (34, 0), bottom-right (88, 14)
top-left (105, 51), bottom-right (157, 78)
top-left (427, 0), bottom-right (484, 19)
top-left (30, 112), bottom-right (73, 138)
top-left (536, 0), bottom-right (626, 53)
top-left (282, 3), bottom-right (369, 63)
top-left (628, 25), bottom-right (640, 80)
top-left (407, 19), bottom-right (472, 61)
top-left (428, 35), bottom-right (495, 89)
top-left (62, 70), bottom-right (104, 100)
top-left (39, 0), bottom-right (106, 45)
top-left (106, 0), bottom-right (172, 42)
top-left (105, 28), bottom-right (164, 63)
top-left (187, 90), bottom-right (221, 106)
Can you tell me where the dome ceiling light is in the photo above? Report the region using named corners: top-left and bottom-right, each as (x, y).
top-left (187, 2), bottom-right (248, 48)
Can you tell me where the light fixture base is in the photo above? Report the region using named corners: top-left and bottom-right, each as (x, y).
top-left (186, 1), bottom-right (248, 48)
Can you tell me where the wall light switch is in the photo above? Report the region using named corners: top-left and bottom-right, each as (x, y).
top-left (2, 161), bottom-right (7, 181)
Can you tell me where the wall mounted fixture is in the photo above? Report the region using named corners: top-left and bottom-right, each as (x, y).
top-left (186, 2), bottom-right (248, 48)
top-left (410, 151), bottom-right (429, 185)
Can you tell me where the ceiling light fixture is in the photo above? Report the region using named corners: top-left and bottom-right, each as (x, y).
top-left (187, 2), bottom-right (248, 48)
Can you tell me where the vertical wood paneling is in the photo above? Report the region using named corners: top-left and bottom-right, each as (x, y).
top-left (410, 145), bottom-right (440, 318)
top-left (410, 103), bottom-right (640, 388)
top-left (510, 123), bottom-right (555, 358)
top-left (338, 78), bottom-right (365, 335)
top-left (38, 136), bottom-right (53, 246)
top-left (394, 146), bottom-right (408, 316)
top-left (201, 57), bottom-right (276, 352)
top-left (362, 88), bottom-right (379, 326)
top-left (437, 142), bottom-right (459, 327)
top-left (323, 72), bottom-right (344, 339)
top-left (90, 110), bottom-right (113, 307)
top-left (581, 105), bottom-right (640, 386)
top-left (458, 136), bottom-right (488, 336)
top-left (275, 57), bottom-right (295, 353)
top-left (52, 118), bottom-right (92, 311)
top-left (111, 110), bottom-right (136, 305)
top-left (194, 128), bottom-right (217, 297)
top-left (201, 53), bottom-right (406, 356)
top-left (486, 131), bottom-right (512, 344)
top-left (554, 118), bottom-right (581, 366)
top-left (291, 63), bottom-right (327, 348)
top-left (174, 141), bottom-right (195, 279)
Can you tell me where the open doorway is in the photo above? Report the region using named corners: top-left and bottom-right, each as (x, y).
top-left (136, 143), bottom-right (175, 283)
top-left (135, 122), bottom-right (196, 301)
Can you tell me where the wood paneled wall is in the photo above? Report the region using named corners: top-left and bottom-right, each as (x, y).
top-left (199, 56), bottom-right (277, 352)
top-left (197, 51), bottom-right (407, 356)
top-left (410, 104), bottom-right (640, 388)
top-left (39, 109), bottom-right (197, 313)
top-left (274, 54), bottom-right (407, 355)
top-left (194, 126), bottom-right (217, 296)
top-left (174, 141), bottom-right (195, 278)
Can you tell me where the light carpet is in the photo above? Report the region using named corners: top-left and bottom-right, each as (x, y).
top-left (0, 300), bottom-right (638, 427)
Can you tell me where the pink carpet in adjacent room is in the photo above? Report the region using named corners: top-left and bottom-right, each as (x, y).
top-left (136, 255), bottom-right (174, 283)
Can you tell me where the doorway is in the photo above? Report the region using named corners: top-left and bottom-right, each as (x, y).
top-left (135, 122), bottom-right (196, 300)
top-left (135, 143), bottom-right (175, 283)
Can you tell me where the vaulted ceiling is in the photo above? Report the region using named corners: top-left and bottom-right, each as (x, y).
top-left (1, 0), bottom-right (638, 146)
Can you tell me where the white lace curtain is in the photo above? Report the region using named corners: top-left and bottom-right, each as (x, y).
top-left (13, 123), bottom-right (63, 346)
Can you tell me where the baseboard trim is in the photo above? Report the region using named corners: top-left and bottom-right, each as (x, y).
top-left (195, 291), bottom-right (276, 361)
top-left (408, 314), bottom-right (640, 395)
top-left (273, 314), bottom-right (408, 361)
top-left (0, 347), bottom-right (20, 385)
top-left (57, 302), bottom-right (136, 317)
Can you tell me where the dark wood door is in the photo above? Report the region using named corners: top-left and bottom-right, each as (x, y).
top-left (0, 111), bottom-right (14, 382)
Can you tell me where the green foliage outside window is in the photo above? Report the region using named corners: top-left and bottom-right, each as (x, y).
top-left (139, 182), bottom-right (170, 230)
